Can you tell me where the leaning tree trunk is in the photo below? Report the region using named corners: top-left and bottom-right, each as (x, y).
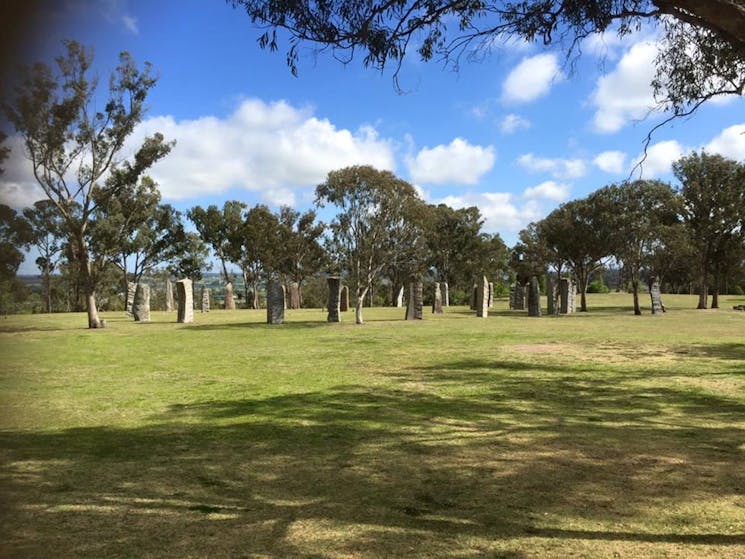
top-left (75, 234), bottom-right (103, 328)
top-left (355, 286), bottom-right (370, 325)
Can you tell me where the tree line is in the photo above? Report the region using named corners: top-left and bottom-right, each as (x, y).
top-left (1, 41), bottom-right (743, 326)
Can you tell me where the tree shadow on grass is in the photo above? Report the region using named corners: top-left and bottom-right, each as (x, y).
top-left (1, 378), bottom-right (744, 558)
top-left (676, 343), bottom-right (745, 362)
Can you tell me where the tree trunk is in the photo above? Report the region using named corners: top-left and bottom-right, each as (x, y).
top-left (355, 286), bottom-right (369, 325)
top-left (712, 284), bottom-right (720, 309)
top-left (44, 260), bottom-right (52, 314)
top-left (697, 263), bottom-right (708, 309)
top-left (631, 278), bottom-right (641, 316)
top-left (577, 270), bottom-right (589, 312)
top-left (252, 279), bottom-right (260, 309)
top-left (75, 234), bottom-right (103, 328)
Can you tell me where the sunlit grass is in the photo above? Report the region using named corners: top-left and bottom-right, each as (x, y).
top-left (1, 293), bottom-right (744, 558)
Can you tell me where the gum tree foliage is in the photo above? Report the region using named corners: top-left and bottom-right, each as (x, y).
top-left (316, 165), bottom-right (422, 324)
top-left (673, 151), bottom-right (745, 309)
top-left (0, 204), bottom-right (33, 282)
top-left (241, 204), bottom-right (282, 310)
top-left (2, 41), bottom-right (171, 328)
top-left (23, 200), bottom-right (66, 313)
top-left (590, 180), bottom-right (680, 315)
top-left (187, 201), bottom-right (247, 286)
top-left (229, 0), bottom-right (744, 125)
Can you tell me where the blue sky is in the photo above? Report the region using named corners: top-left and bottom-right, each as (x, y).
top-left (3, 0), bottom-right (744, 275)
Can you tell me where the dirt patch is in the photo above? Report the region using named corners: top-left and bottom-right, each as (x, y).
top-left (509, 343), bottom-right (574, 354)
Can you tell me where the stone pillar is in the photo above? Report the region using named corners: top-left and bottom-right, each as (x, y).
top-left (165, 279), bottom-right (175, 312)
top-left (650, 277), bottom-right (665, 315)
top-left (443, 282), bottom-right (449, 307)
top-left (133, 283), bottom-right (151, 322)
top-left (327, 276), bottom-right (341, 323)
top-left (340, 285), bottom-right (349, 312)
top-left (224, 281), bottom-right (235, 310)
top-left (405, 278), bottom-right (423, 320)
top-left (488, 282), bottom-right (494, 308)
top-left (432, 282), bottom-right (444, 314)
top-left (528, 276), bottom-right (541, 317)
top-left (395, 286), bottom-right (405, 308)
top-left (476, 276), bottom-right (489, 317)
top-left (266, 280), bottom-right (285, 324)
top-left (512, 281), bottom-right (525, 310)
top-left (201, 286), bottom-right (210, 313)
top-left (126, 281), bottom-right (137, 316)
top-left (546, 276), bottom-right (556, 315)
top-left (176, 279), bottom-right (193, 323)
top-left (560, 278), bottom-right (576, 314)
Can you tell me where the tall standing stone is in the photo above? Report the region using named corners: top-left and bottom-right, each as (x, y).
top-left (488, 282), bottom-right (494, 308)
top-left (395, 286), bottom-right (405, 308)
top-left (201, 287), bottom-right (210, 313)
top-left (528, 276), bottom-right (541, 317)
top-left (546, 276), bottom-right (556, 315)
top-left (443, 282), bottom-right (449, 307)
top-left (340, 285), bottom-right (349, 312)
top-left (327, 276), bottom-right (341, 323)
top-left (650, 277), bottom-right (665, 314)
top-left (405, 278), bottom-right (423, 320)
top-left (511, 281), bottom-right (525, 310)
top-left (165, 279), bottom-right (175, 312)
top-left (126, 281), bottom-right (137, 315)
top-left (266, 280), bottom-right (285, 324)
top-left (224, 281), bottom-right (236, 310)
top-left (176, 279), bottom-right (194, 323)
top-left (132, 283), bottom-right (151, 322)
top-left (560, 278), bottom-right (576, 314)
top-left (432, 282), bottom-right (444, 314)
top-left (476, 276), bottom-right (489, 318)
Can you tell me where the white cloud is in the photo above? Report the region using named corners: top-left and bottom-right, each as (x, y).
top-left (0, 135), bottom-right (47, 209)
top-left (406, 138), bottom-right (495, 185)
top-left (522, 181), bottom-right (570, 202)
top-left (517, 153), bottom-right (587, 179)
top-left (127, 98), bottom-right (396, 204)
top-left (704, 124), bottom-right (745, 161)
top-left (502, 53), bottom-right (564, 104)
top-left (438, 192), bottom-right (541, 233)
top-left (590, 41), bottom-right (660, 133)
top-left (500, 114), bottom-right (531, 134)
top-left (121, 15), bottom-right (139, 34)
top-left (583, 31), bottom-right (627, 59)
top-left (593, 150), bottom-right (627, 173)
top-left (634, 140), bottom-right (684, 177)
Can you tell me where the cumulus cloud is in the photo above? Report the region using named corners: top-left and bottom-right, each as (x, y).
top-left (517, 153), bottom-right (587, 179)
top-left (590, 41), bottom-right (659, 133)
top-left (0, 135), bottom-right (47, 209)
top-left (126, 98), bottom-right (396, 203)
top-left (704, 124), bottom-right (745, 161)
top-left (593, 150), bottom-right (627, 174)
top-left (633, 140), bottom-right (685, 177)
top-left (502, 53), bottom-right (564, 104)
top-left (438, 192), bottom-right (541, 234)
top-left (500, 114), bottom-right (531, 134)
top-left (522, 181), bottom-right (570, 202)
top-left (406, 138), bottom-right (496, 185)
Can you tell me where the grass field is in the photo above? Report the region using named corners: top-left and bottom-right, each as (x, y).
top-left (1, 293), bottom-right (744, 558)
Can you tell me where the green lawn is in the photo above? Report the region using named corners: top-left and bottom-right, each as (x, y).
top-left (1, 293), bottom-right (744, 558)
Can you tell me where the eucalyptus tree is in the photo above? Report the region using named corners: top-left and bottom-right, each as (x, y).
top-left (276, 206), bottom-right (326, 308)
top-left (2, 41), bottom-right (171, 327)
top-left (590, 180), bottom-right (680, 315)
top-left (673, 151), bottom-right (745, 309)
top-left (23, 200), bottom-right (66, 312)
top-left (316, 165), bottom-right (423, 324)
top-left (241, 204), bottom-right (282, 309)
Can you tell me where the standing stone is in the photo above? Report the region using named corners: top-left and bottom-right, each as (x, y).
top-left (405, 279), bottom-right (423, 320)
top-left (560, 278), bottom-right (577, 314)
top-left (476, 276), bottom-right (489, 318)
top-left (327, 276), bottom-right (341, 323)
top-left (546, 276), bottom-right (556, 315)
top-left (126, 281), bottom-right (137, 315)
top-left (201, 287), bottom-right (210, 313)
top-left (340, 285), bottom-right (349, 312)
top-left (488, 282), bottom-right (494, 308)
top-left (432, 282), bottom-right (444, 314)
top-left (132, 283), bottom-right (151, 322)
top-left (528, 276), bottom-right (541, 317)
top-left (395, 286), bottom-right (405, 308)
top-left (650, 277), bottom-right (665, 315)
top-left (470, 284), bottom-right (478, 310)
top-left (266, 280), bottom-right (285, 324)
top-left (165, 279), bottom-right (175, 312)
top-left (511, 281), bottom-right (525, 310)
top-left (443, 282), bottom-right (449, 307)
top-left (176, 279), bottom-right (193, 323)
top-left (224, 281), bottom-right (236, 310)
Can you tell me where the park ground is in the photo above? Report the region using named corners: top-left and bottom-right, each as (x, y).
top-left (0, 293), bottom-right (744, 558)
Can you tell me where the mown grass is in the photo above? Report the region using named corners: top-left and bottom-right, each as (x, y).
top-left (0, 293), bottom-right (744, 558)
